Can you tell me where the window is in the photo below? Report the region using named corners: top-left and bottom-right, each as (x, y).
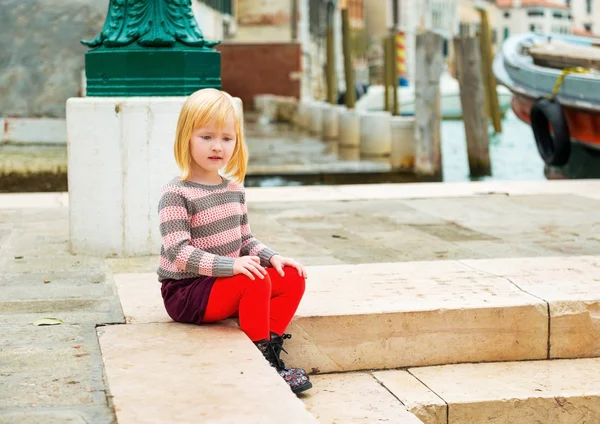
top-left (586, 0), bottom-right (592, 14)
top-left (530, 24), bottom-right (536, 32)
top-left (504, 27), bottom-right (510, 40)
top-left (585, 23), bottom-right (593, 32)
top-left (504, 11), bottom-right (510, 18)
top-left (528, 9), bottom-right (545, 17)
top-left (566, 0), bottom-right (571, 5)
top-left (553, 12), bottom-right (562, 19)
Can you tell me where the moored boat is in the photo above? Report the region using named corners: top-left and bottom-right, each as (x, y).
top-left (354, 71), bottom-right (513, 120)
top-left (493, 32), bottom-right (600, 168)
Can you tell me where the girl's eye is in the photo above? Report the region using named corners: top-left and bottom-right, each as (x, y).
top-left (223, 137), bottom-right (233, 142)
top-left (201, 136), bottom-right (212, 140)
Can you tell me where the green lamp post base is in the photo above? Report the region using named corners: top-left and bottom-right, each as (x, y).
top-left (82, 0), bottom-right (221, 97)
top-left (85, 44), bottom-right (221, 97)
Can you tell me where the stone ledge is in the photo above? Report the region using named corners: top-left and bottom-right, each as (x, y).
top-left (387, 358), bottom-right (600, 423)
top-left (0, 192), bottom-right (68, 209)
top-left (98, 323), bottom-right (318, 424)
top-left (462, 255), bottom-right (600, 360)
top-left (113, 258), bottom-right (551, 373)
top-left (286, 261), bottom-right (547, 372)
top-left (245, 179), bottom-right (600, 203)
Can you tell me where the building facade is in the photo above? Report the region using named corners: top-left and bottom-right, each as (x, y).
top-left (495, 0), bottom-right (572, 40)
top-left (568, 0), bottom-right (600, 35)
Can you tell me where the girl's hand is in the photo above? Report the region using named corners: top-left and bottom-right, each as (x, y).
top-left (270, 255), bottom-right (307, 278)
top-left (233, 256), bottom-right (267, 280)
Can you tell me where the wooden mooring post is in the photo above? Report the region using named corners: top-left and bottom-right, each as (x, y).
top-left (383, 37), bottom-right (391, 112)
top-left (326, 14), bottom-right (336, 104)
top-left (478, 8), bottom-right (502, 133)
top-left (341, 8), bottom-right (355, 108)
top-left (454, 35), bottom-right (492, 177)
top-left (414, 31), bottom-right (444, 178)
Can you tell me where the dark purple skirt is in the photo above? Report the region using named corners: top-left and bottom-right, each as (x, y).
top-left (160, 276), bottom-right (217, 324)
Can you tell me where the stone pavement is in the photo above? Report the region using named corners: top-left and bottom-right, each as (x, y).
top-left (1, 180), bottom-right (600, 423)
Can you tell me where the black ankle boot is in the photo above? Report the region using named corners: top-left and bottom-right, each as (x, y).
top-left (270, 332), bottom-right (307, 376)
top-left (254, 339), bottom-right (312, 394)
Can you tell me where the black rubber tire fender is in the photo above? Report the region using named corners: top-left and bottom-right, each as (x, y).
top-left (530, 97), bottom-right (571, 166)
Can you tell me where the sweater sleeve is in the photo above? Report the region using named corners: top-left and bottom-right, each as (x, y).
top-left (159, 189), bottom-right (235, 277)
top-left (239, 191), bottom-right (278, 267)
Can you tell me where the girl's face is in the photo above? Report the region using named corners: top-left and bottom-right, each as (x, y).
top-left (189, 115), bottom-right (237, 178)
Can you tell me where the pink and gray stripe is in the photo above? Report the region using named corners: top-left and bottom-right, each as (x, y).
top-left (157, 177), bottom-right (277, 281)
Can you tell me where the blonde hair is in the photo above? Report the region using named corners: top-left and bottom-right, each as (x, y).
top-left (174, 88), bottom-right (247, 184)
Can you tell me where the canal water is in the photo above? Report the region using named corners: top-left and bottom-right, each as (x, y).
top-left (441, 110), bottom-right (545, 182)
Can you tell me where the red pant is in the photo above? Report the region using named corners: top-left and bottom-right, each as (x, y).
top-left (204, 267), bottom-right (306, 342)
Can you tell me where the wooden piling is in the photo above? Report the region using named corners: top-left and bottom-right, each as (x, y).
top-left (383, 37), bottom-right (390, 112)
top-left (478, 8), bottom-right (502, 133)
top-left (454, 35), bottom-right (492, 177)
top-left (391, 34), bottom-right (399, 116)
top-left (414, 31), bottom-right (444, 178)
top-left (341, 8), bottom-right (356, 109)
top-left (326, 24), bottom-right (336, 104)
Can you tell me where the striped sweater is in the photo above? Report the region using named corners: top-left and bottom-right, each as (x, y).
top-left (157, 177), bottom-right (278, 281)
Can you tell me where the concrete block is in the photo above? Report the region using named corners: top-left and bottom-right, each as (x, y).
top-left (409, 358), bottom-right (600, 423)
top-left (321, 104), bottom-right (343, 141)
top-left (309, 101), bottom-right (327, 136)
top-left (390, 116), bottom-right (416, 170)
top-left (339, 108), bottom-right (360, 147)
top-left (262, 94), bottom-right (278, 123)
top-left (254, 94), bottom-right (268, 112)
top-left (359, 111), bottom-right (391, 157)
top-left (296, 101), bottom-right (311, 129)
top-left (275, 96), bottom-right (298, 123)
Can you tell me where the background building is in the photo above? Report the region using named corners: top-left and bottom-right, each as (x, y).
top-left (365, 0), bottom-right (459, 86)
top-left (495, 0), bottom-right (572, 39)
top-left (569, 0), bottom-right (600, 36)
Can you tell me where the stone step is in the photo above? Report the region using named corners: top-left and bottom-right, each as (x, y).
top-left (302, 372), bottom-right (425, 423)
top-left (112, 255), bottom-right (600, 374)
top-left (373, 357), bottom-right (600, 423)
top-left (98, 322), bottom-right (318, 424)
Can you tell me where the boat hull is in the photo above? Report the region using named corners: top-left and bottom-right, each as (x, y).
top-left (511, 94), bottom-right (600, 151)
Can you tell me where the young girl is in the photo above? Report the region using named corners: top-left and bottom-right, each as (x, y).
top-left (157, 88), bottom-right (312, 394)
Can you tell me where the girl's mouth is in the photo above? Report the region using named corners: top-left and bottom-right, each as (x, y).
top-left (208, 156), bottom-right (222, 160)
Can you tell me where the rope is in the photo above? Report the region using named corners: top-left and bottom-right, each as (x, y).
top-left (547, 66), bottom-right (592, 99)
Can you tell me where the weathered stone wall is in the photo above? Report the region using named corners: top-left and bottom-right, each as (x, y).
top-left (0, 0), bottom-right (108, 118)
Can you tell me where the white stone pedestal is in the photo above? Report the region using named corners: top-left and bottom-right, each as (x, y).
top-left (296, 101), bottom-right (311, 129)
top-left (390, 116), bottom-right (416, 170)
top-left (322, 104), bottom-right (343, 141)
top-left (359, 111), bottom-right (392, 157)
top-left (309, 101), bottom-right (327, 136)
top-left (339, 108), bottom-right (360, 147)
top-left (67, 97), bottom-right (187, 257)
